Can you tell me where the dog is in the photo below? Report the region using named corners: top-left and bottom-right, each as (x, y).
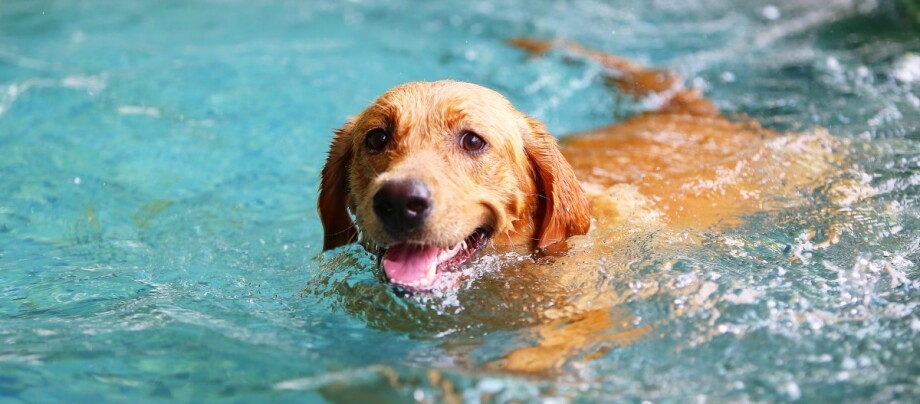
top-left (318, 38), bottom-right (839, 290)
top-left (316, 38), bottom-right (847, 374)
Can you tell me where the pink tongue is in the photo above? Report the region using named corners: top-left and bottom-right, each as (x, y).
top-left (382, 244), bottom-right (440, 284)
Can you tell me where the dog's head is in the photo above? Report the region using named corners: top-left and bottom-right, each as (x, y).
top-left (319, 81), bottom-right (589, 290)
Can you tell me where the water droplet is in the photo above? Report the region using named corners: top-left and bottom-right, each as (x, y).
top-left (762, 5), bottom-right (781, 20)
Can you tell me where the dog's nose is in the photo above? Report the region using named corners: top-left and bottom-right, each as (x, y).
top-left (372, 179), bottom-right (433, 236)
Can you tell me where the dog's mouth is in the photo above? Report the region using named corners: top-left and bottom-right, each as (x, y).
top-left (380, 227), bottom-right (492, 291)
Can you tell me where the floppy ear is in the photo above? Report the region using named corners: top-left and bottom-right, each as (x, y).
top-left (318, 123), bottom-right (358, 250)
top-left (523, 116), bottom-right (591, 249)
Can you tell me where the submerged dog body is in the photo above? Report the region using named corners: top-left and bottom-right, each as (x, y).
top-left (319, 40), bottom-right (838, 292)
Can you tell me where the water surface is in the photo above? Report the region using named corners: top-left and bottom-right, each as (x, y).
top-left (1, 0), bottom-right (919, 402)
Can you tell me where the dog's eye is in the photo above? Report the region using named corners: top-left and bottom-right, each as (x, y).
top-left (364, 128), bottom-right (388, 152)
top-left (460, 131), bottom-right (487, 153)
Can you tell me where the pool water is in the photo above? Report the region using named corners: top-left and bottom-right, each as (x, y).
top-left (2, 0), bottom-right (919, 401)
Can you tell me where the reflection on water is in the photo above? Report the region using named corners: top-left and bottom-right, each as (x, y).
top-left (1, 0), bottom-right (919, 401)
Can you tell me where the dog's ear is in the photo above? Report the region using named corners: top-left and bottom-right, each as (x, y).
top-left (318, 122), bottom-right (358, 250)
top-left (523, 116), bottom-right (591, 249)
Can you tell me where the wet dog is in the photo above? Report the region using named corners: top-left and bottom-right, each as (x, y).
top-left (318, 38), bottom-right (838, 292)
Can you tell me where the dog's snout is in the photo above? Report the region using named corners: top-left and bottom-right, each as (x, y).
top-left (373, 179), bottom-right (433, 236)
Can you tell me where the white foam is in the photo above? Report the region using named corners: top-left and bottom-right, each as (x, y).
top-left (61, 75), bottom-right (107, 92)
top-left (118, 105), bottom-right (161, 117)
top-left (762, 5), bottom-right (781, 21)
top-left (779, 381), bottom-right (800, 400)
top-left (892, 53), bottom-right (920, 83)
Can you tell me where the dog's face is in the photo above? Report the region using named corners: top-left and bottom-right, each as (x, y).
top-left (319, 81), bottom-right (589, 291)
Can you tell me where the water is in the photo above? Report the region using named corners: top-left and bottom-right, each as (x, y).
top-left (1, 0), bottom-right (919, 401)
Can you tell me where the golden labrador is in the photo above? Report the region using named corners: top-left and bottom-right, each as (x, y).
top-left (316, 38), bottom-right (850, 374)
top-left (318, 38), bottom-right (838, 291)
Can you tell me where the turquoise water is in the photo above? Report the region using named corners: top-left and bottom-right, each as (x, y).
top-left (2, 0), bottom-right (919, 401)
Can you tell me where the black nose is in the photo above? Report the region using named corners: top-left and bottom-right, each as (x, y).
top-left (372, 179), bottom-right (433, 236)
